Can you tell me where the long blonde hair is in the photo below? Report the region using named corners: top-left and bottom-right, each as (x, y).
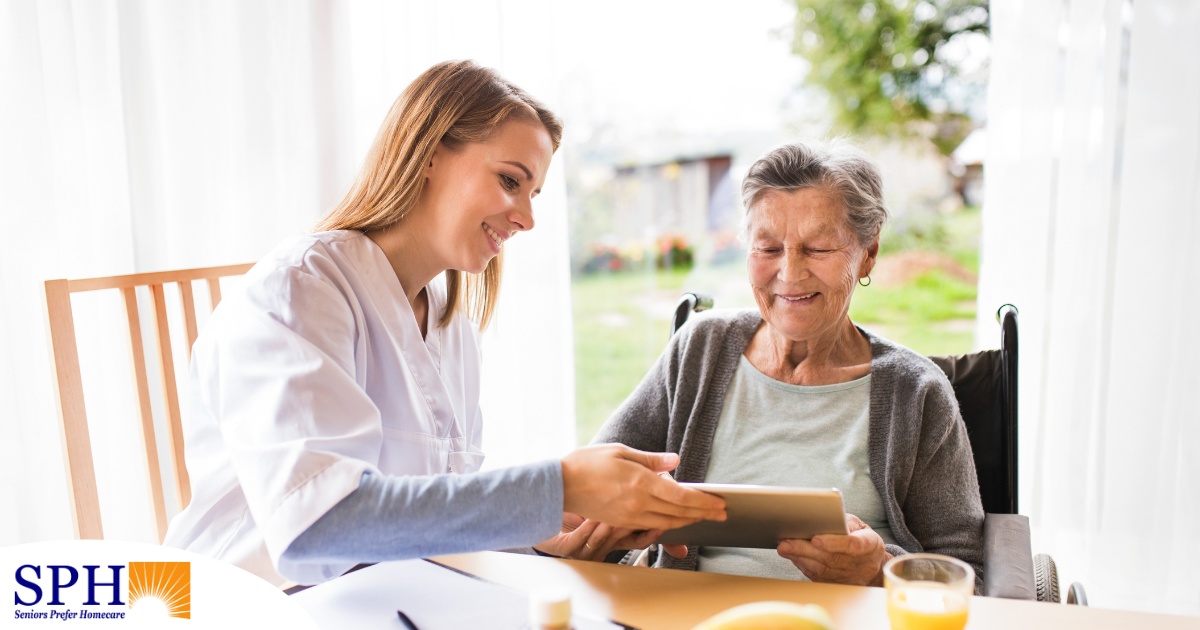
top-left (315, 60), bottom-right (563, 329)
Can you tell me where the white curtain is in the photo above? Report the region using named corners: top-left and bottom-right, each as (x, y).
top-left (978, 0), bottom-right (1200, 615)
top-left (0, 0), bottom-right (572, 545)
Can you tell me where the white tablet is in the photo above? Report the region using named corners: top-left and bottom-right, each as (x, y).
top-left (657, 483), bottom-right (849, 549)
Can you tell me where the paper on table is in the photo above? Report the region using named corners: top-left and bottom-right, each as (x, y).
top-left (290, 558), bottom-right (630, 630)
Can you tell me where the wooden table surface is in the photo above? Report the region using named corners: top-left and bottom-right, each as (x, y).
top-left (432, 551), bottom-right (1199, 630)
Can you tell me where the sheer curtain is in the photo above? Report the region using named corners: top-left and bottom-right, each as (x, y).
top-left (0, 0), bottom-right (572, 545)
top-left (978, 0), bottom-right (1200, 614)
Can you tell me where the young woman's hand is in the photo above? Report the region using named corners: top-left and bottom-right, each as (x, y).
top-left (560, 444), bottom-right (726, 531)
top-left (776, 513), bottom-right (892, 586)
top-left (533, 513), bottom-right (662, 561)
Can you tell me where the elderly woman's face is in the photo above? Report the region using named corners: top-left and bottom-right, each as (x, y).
top-left (746, 188), bottom-right (877, 342)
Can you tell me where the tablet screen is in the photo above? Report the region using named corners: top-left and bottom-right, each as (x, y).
top-left (658, 483), bottom-right (848, 548)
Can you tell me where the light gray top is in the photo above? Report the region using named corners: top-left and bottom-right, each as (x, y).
top-left (593, 309), bottom-right (984, 585)
top-left (698, 357), bottom-right (894, 581)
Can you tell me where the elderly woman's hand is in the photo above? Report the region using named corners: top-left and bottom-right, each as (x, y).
top-left (777, 514), bottom-right (893, 586)
top-left (534, 513), bottom-right (664, 561)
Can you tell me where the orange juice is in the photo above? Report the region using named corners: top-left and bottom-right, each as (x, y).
top-left (887, 580), bottom-right (969, 630)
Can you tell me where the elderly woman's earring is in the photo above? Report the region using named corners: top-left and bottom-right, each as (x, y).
top-left (858, 275), bottom-right (871, 287)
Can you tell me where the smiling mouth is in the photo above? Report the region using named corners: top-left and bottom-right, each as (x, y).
top-left (778, 292), bottom-right (819, 303)
top-left (483, 224), bottom-right (504, 250)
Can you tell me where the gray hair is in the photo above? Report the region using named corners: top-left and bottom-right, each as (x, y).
top-left (740, 140), bottom-right (888, 246)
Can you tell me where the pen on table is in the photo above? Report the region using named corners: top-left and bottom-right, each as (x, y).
top-left (396, 610), bottom-right (420, 630)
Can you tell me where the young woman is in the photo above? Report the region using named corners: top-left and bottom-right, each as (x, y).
top-left (164, 60), bottom-right (725, 586)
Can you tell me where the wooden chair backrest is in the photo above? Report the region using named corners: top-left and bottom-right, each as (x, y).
top-left (44, 263), bottom-right (254, 542)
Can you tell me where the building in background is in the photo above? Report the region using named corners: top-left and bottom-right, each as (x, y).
top-left (952, 127), bottom-right (987, 207)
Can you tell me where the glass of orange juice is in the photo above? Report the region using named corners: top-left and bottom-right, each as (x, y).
top-left (883, 553), bottom-right (974, 630)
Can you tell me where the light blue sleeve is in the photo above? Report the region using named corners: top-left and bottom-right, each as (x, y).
top-left (281, 460), bottom-right (564, 571)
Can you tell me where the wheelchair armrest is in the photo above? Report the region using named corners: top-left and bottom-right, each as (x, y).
top-left (983, 513), bottom-right (1036, 600)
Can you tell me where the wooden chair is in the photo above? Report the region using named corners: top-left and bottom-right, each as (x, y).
top-left (44, 263), bottom-right (253, 542)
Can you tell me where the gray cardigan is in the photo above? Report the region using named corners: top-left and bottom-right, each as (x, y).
top-left (592, 309), bottom-right (984, 580)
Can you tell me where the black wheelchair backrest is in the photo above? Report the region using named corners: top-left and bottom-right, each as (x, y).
top-left (929, 305), bottom-right (1019, 515)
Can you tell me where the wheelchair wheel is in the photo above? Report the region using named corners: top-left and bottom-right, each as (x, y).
top-left (1066, 582), bottom-right (1089, 606)
top-left (1034, 553), bottom-right (1060, 603)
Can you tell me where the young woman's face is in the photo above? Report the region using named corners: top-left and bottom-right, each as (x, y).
top-left (418, 118), bottom-right (554, 274)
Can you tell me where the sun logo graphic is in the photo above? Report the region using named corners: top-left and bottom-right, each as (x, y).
top-left (127, 561), bottom-right (191, 620)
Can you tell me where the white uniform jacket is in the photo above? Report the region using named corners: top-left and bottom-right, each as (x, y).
top-left (163, 230), bottom-right (486, 585)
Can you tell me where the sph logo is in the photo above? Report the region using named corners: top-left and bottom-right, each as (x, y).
top-left (12, 561), bottom-right (190, 621)
top-left (14, 565), bottom-right (124, 606)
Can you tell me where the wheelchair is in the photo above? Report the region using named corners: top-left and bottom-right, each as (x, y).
top-left (671, 296), bottom-right (1087, 604)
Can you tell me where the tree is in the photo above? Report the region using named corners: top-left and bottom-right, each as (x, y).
top-left (790, 0), bottom-right (989, 155)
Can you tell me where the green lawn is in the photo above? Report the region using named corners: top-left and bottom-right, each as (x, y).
top-left (571, 207), bottom-right (983, 443)
top-left (571, 268), bottom-right (692, 443)
top-left (849, 270), bottom-right (978, 356)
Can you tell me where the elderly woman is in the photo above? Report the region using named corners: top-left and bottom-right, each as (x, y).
top-left (587, 141), bottom-right (984, 587)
